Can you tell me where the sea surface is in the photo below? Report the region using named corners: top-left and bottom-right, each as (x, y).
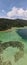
top-left (0, 27), bottom-right (27, 65)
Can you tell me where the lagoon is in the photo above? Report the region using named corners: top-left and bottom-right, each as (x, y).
top-left (0, 28), bottom-right (27, 65)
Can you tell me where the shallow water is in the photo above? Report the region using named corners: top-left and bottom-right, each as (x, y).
top-left (0, 28), bottom-right (27, 65)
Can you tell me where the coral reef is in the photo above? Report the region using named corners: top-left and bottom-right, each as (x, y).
top-left (0, 41), bottom-right (24, 64)
top-left (0, 41), bottom-right (24, 53)
top-left (14, 50), bottom-right (24, 62)
top-left (3, 60), bottom-right (12, 65)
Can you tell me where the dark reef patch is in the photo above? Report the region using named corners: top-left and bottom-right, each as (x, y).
top-left (0, 55), bottom-right (12, 65)
top-left (3, 60), bottom-right (12, 65)
top-left (0, 41), bottom-right (24, 64)
top-left (14, 50), bottom-right (24, 62)
top-left (0, 41), bottom-right (24, 53)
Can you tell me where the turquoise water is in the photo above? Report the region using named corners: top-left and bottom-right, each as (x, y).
top-left (0, 28), bottom-right (27, 65)
top-left (0, 29), bottom-right (23, 42)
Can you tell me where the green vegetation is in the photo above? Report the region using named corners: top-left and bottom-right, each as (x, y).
top-left (0, 18), bottom-right (27, 31)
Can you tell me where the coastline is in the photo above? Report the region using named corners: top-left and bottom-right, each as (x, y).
top-left (0, 26), bottom-right (27, 32)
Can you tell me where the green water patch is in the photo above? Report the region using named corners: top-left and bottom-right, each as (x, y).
top-left (0, 30), bottom-right (23, 43)
top-left (0, 28), bottom-right (27, 65)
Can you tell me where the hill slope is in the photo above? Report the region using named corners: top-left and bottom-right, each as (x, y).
top-left (0, 18), bottom-right (27, 31)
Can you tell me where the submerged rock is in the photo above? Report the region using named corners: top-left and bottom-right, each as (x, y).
top-left (3, 60), bottom-right (12, 65)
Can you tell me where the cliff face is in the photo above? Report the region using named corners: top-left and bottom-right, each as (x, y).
top-left (0, 18), bottom-right (27, 31)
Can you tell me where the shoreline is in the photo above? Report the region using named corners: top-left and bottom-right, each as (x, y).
top-left (0, 27), bottom-right (27, 32)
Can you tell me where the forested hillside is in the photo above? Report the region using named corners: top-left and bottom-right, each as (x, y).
top-left (0, 18), bottom-right (27, 31)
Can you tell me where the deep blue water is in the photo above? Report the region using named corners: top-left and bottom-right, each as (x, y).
top-left (16, 29), bottom-right (27, 39)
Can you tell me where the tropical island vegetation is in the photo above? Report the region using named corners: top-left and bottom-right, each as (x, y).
top-left (0, 18), bottom-right (27, 31)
